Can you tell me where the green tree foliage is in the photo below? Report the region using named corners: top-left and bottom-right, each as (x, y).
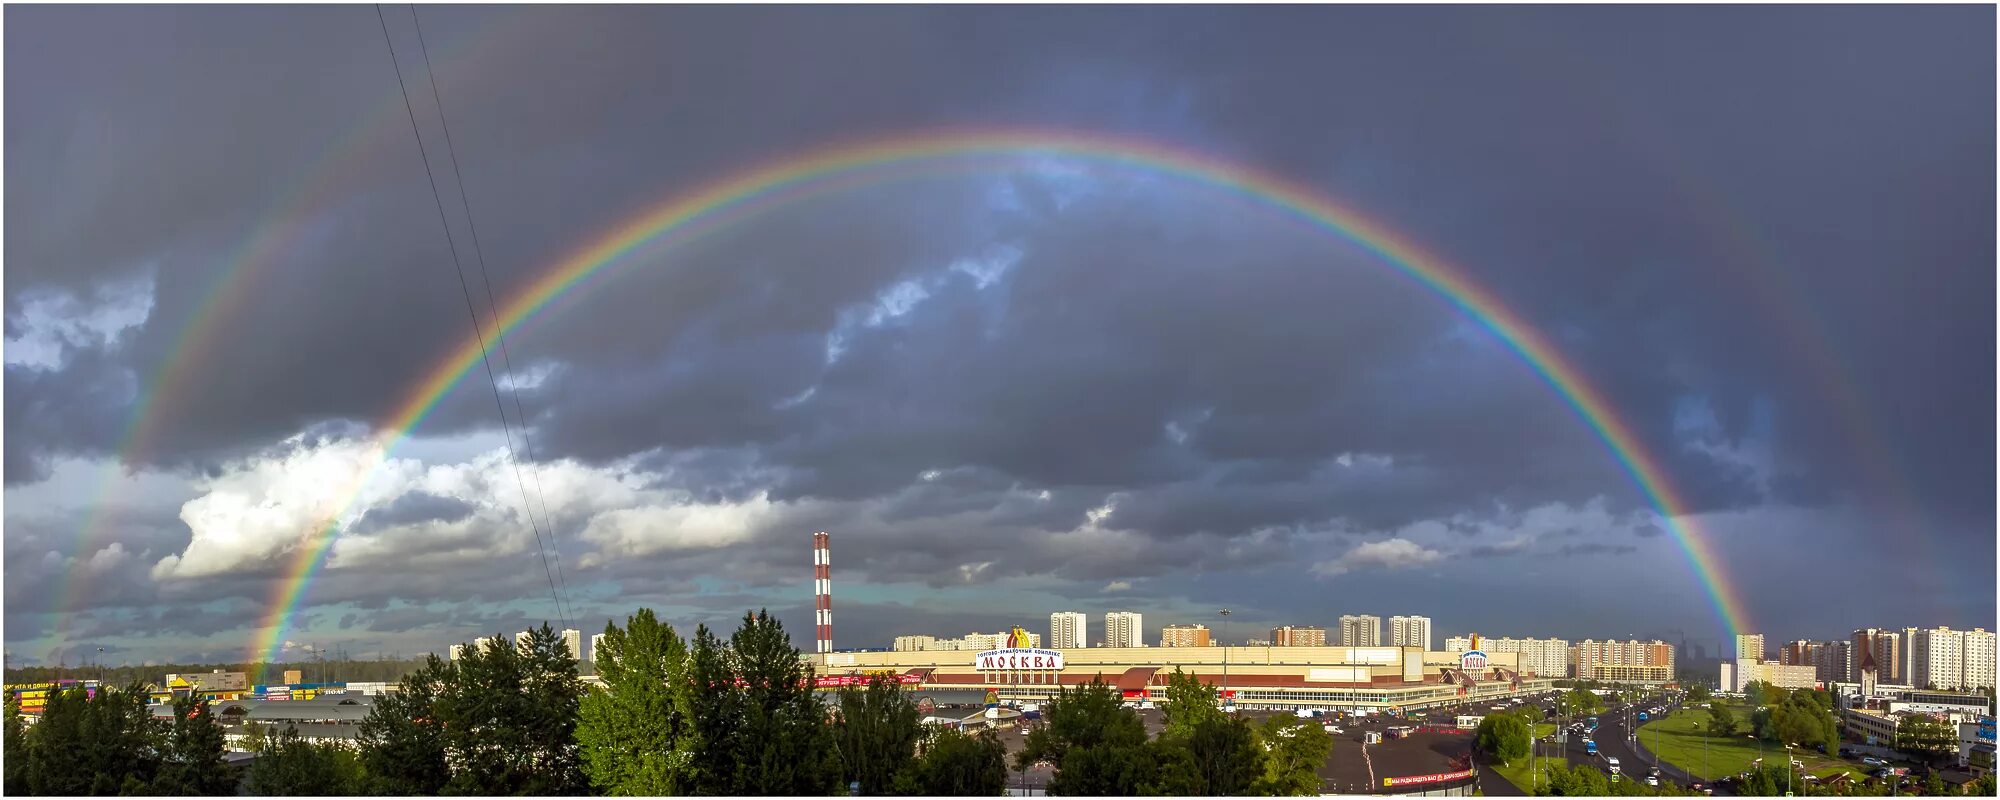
top-left (244, 725), bottom-right (363, 796)
top-left (831, 675), bottom-right (922, 795)
top-left (1687, 684), bottom-right (1712, 704)
top-left (902, 728), bottom-right (1008, 795)
top-left (576, 609), bottom-right (697, 795)
top-left (1019, 679), bottom-right (1147, 770)
top-left (152, 694), bottom-right (235, 796)
top-left (25, 683), bottom-right (161, 796)
top-left (1158, 667), bottom-right (1223, 741)
top-left (1253, 716), bottom-right (1333, 796)
top-left (1560, 687), bottom-right (1605, 717)
top-left (1708, 701), bottom-right (1738, 737)
top-left (1474, 713), bottom-right (1532, 765)
top-left (1892, 713), bottom-right (1956, 766)
top-left (685, 611), bottom-right (839, 795)
top-left (432, 624), bottom-right (589, 795)
top-left (1744, 681), bottom-right (1771, 708)
top-left (1186, 715), bottom-right (1264, 795)
top-left (4, 694), bottom-right (28, 796)
top-left (356, 655), bottom-right (449, 795)
top-left (1511, 702), bottom-right (1547, 725)
top-left (1018, 680), bottom-right (1157, 796)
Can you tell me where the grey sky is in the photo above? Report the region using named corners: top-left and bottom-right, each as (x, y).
top-left (5, 4), bottom-right (1992, 666)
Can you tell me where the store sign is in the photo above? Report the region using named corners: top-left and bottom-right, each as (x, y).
top-left (1459, 650), bottom-right (1488, 671)
top-left (975, 648), bottom-right (1066, 671)
top-left (1384, 768), bottom-right (1475, 788)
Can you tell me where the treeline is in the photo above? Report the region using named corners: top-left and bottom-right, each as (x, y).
top-left (4, 656), bottom-right (436, 688)
top-left (3, 608), bottom-right (1340, 796)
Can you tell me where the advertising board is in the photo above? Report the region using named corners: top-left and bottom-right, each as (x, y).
top-left (974, 648), bottom-right (1065, 671)
top-left (1383, 768), bottom-right (1476, 788)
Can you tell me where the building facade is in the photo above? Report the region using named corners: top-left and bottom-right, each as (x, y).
top-left (1446, 636), bottom-right (1573, 679)
top-left (589, 633), bottom-right (606, 666)
top-left (1913, 627), bottom-right (1998, 691)
top-left (1050, 612), bottom-right (1088, 650)
top-left (1735, 633), bottom-right (1766, 662)
top-left (1161, 624), bottom-right (1212, 648)
top-left (1105, 612), bottom-right (1144, 648)
top-left (1338, 615), bottom-right (1382, 647)
top-left (1854, 629), bottom-right (1903, 684)
top-left (562, 629), bottom-right (583, 663)
top-left (1571, 639), bottom-right (1676, 683)
top-left (1389, 616), bottom-right (1433, 650)
top-left (1271, 626), bottom-right (1328, 647)
top-left (1722, 659), bottom-right (1819, 691)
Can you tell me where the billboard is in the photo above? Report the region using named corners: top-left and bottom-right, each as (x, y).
top-left (1384, 769), bottom-right (1475, 788)
top-left (1459, 650), bottom-right (1489, 671)
top-left (975, 648), bottom-right (1065, 671)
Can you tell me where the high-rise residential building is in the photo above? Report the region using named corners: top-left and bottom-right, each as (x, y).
top-left (1161, 624), bottom-right (1212, 648)
top-left (1389, 616), bottom-right (1433, 650)
top-left (1105, 612), bottom-right (1144, 648)
top-left (589, 633), bottom-right (606, 667)
top-left (1270, 626), bottom-right (1328, 647)
top-left (1338, 615), bottom-right (1382, 647)
top-left (1913, 627), bottom-right (1998, 691)
top-left (1853, 629), bottom-right (1903, 684)
top-left (1571, 639), bottom-right (1676, 683)
top-left (1735, 634), bottom-right (1766, 662)
top-left (1780, 640), bottom-right (1820, 667)
top-left (1050, 612), bottom-right (1088, 649)
top-left (448, 644), bottom-right (465, 661)
top-left (515, 631), bottom-right (534, 653)
top-left (1900, 627), bottom-right (1919, 684)
top-left (561, 629), bottom-right (583, 663)
top-left (1444, 635), bottom-right (1572, 678)
top-left (473, 635), bottom-right (496, 655)
top-left (1818, 640), bottom-right (1853, 686)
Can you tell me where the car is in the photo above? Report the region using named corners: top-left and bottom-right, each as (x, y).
top-left (1862, 757), bottom-right (1886, 767)
top-left (1646, 776), bottom-right (1659, 787)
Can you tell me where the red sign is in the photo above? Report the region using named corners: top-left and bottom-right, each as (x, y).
top-left (1383, 769), bottom-right (1475, 788)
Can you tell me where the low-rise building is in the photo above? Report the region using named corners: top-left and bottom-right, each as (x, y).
top-left (1959, 717), bottom-right (1994, 774)
top-left (1722, 659), bottom-right (1818, 692)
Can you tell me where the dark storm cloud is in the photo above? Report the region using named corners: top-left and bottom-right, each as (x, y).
top-left (351, 491), bottom-right (476, 533)
top-left (6, 5), bottom-right (1991, 659)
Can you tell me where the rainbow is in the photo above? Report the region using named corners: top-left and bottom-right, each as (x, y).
top-left (251, 128), bottom-right (1754, 662)
top-left (49, 7), bottom-right (532, 648)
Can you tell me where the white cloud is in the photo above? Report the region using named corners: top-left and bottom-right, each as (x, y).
top-left (6, 270), bottom-right (155, 369)
top-left (1312, 537), bottom-right (1445, 576)
top-left (1102, 580), bottom-right (1132, 593)
top-left (152, 430), bottom-right (792, 580)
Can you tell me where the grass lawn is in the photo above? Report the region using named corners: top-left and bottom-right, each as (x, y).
top-left (1488, 723), bottom-right (1561, 793)
top-left (1636, 709), bottom-right (1870, 783)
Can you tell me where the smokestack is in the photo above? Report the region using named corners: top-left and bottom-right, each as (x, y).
top-left (813, 532), bottom-right (831, 654)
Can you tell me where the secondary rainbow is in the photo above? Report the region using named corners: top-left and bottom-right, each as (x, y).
top-left (49, 8), bottom-right (532, 649)
top-left (251, 128), bottom-right (1754, 663)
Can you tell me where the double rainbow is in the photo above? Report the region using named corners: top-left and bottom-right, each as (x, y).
top-left (251, 128), bottom-right (1752, 662)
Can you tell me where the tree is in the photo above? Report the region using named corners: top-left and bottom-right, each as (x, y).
top-left (1744, 681), bottom-right (1770, 708)
top-left (1019, 679), bottom-right (1147, 770)
top-left (902, 728), bottom-right (1008, 795)
top-left (1158, 667), bottom-right (1223, 741)
top-left (685, 611), bottom-right (839, 795)
top-left (577, 609), bottom-right (698, 795)
top-left (356, 655), bottom-right (449, 795)
top-left (1475, 713), bottom-right (1531, 765)
top-left (1892, 714), bottom-right (1956, 767)
top-left (1707, 702), bottom-right (1737, 737)
top-left (431, 624), bottom-right (589, 795)
top-left (1186, 715), bottom-right (1264, 795)
top-left (831, 675), bottom-right (923, 795)
top-left (1687, 684), bottom-right (1712, 704)
top-left (26, 683), bottom-right (160, 796)
top-left (1254, 716), bottom-right (1333, 796)
top-left (4, 694), bottom-right (28, 796)
top-left (1511, 702), bottom-right (1547, 725)
top-left (245, 725), bottom-right (362, 796)
top-left (153, 694), bottom-right (235, 796)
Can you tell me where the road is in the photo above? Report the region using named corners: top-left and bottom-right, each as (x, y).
top-left (1528, 691), bottom-right (1728, 795)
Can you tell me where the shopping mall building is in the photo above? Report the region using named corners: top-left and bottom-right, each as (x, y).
top-left (810, 643), bottom-right (1557, 713)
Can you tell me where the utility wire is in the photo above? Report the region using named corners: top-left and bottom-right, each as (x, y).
top-left (375, 4), bottom-right (567, 630)
top-left (409, 5), bottom-right (577, 629)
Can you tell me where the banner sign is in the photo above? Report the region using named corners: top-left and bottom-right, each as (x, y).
top-left (1459, 650), bottom-right (1489, 671)
top-left (812, 674), bottom-right (923, 689)
top-left (975, 648), bottom-right (1066, 671)
top-left (1384, 768), bottom-right (1475, 788)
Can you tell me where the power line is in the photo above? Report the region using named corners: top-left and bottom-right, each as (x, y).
top-left (408, 5), bottom-right (576, 628)
top-left (374, 4), bottom-right (567, 630)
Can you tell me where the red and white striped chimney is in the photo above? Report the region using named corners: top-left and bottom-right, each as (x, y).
top-left (813, 531), bottom-right (832, 654)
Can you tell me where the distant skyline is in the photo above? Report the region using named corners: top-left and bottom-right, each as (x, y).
top-left (5, 5), bottom-right (1993, 666)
